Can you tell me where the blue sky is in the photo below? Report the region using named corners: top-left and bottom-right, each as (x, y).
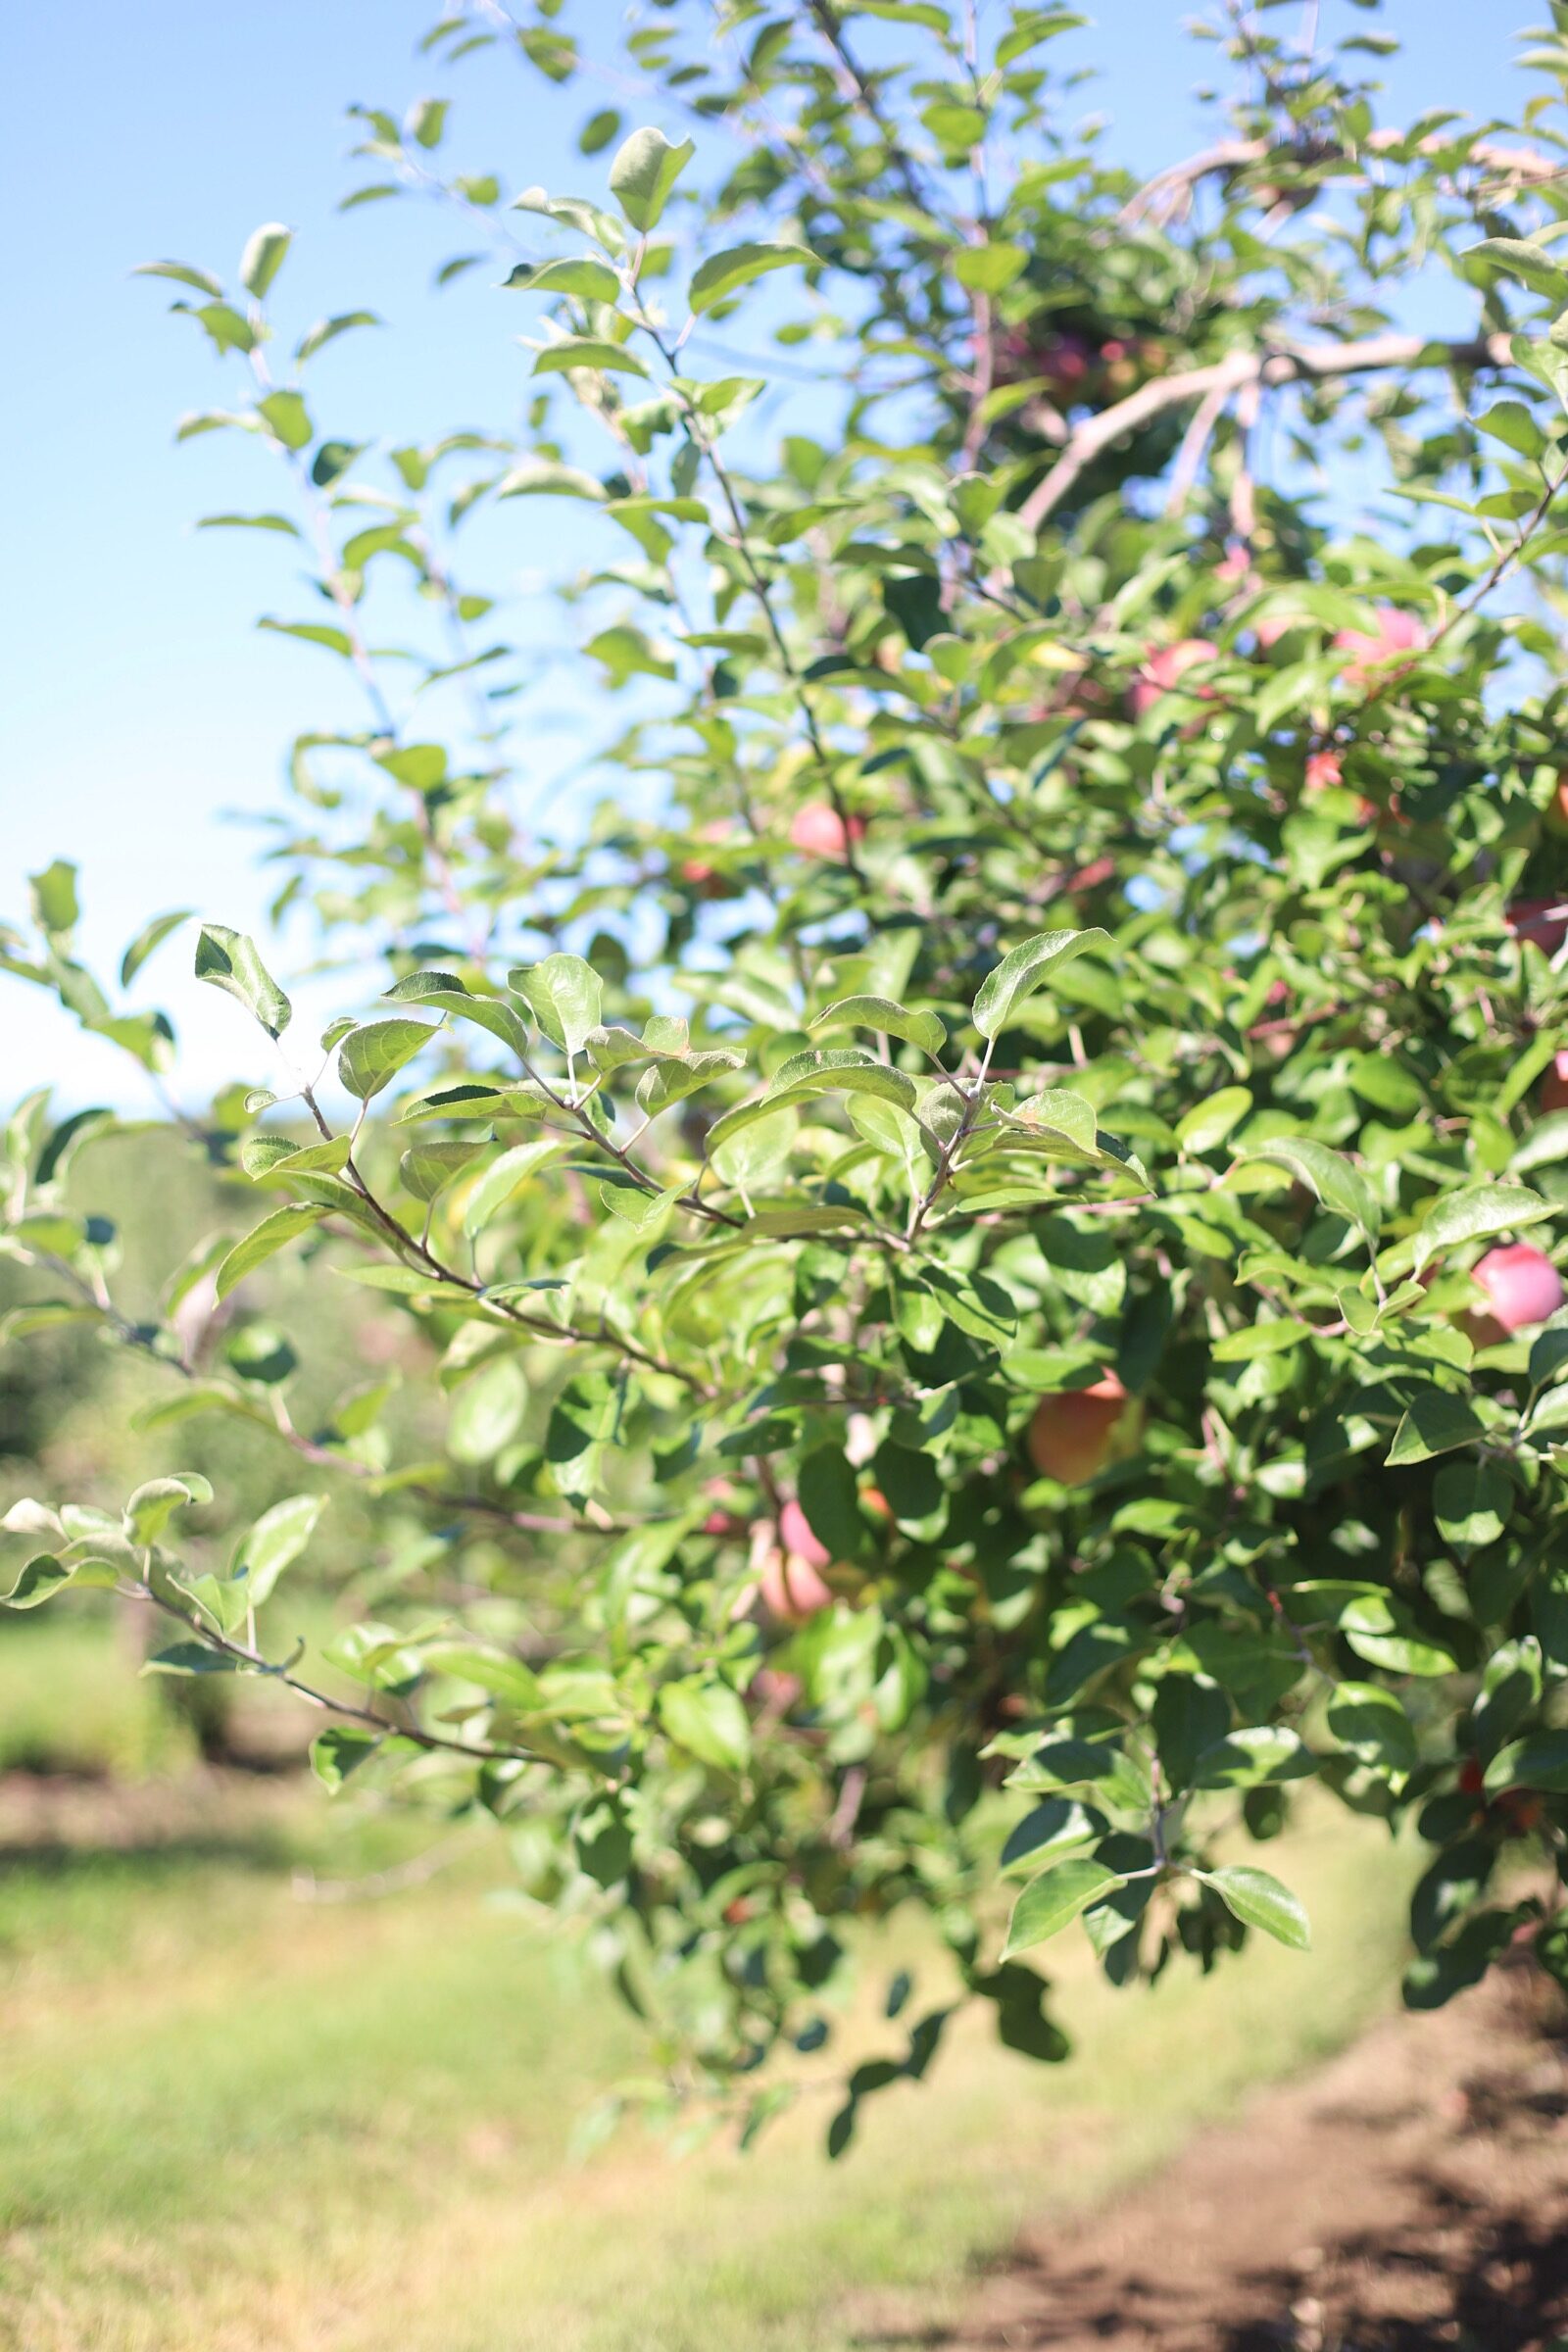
top-left (3, 0), bottom-right (1548, 1106)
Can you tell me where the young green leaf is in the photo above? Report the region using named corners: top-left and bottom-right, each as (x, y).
top-left (810, 996), bottom-right (947, 1055)
top-left (505, 255), bottom-right (621, 301)
top-left (215, 1205), bottom-right (329, 1301)
top-left (1410, 1181), bottom-right (1552, 1277)
top-left (1245, 1136), bottom-right (1380, 1242)
top-left (1002, 1856), bottom-right (1123, 1957)
top-left (688, 241), bottom-right (815, 315)
top-left (194, 924), bottom-right (292, 1038)
top-left (608, 125), bottom-right (694, 230)
top-left (509, 954), bottom-right (604, 1057)
top-left (337, 1017), bottom-right (436, 1102)
top-left (232, 1493), bottom-right (328, 1607)
top-left (120, 910), bottom-right (192, 988)
top-left (1198, 1864), bottom-right (1311, 1950)
top-left (239, 222), bottom-right (291, 297)
top-left (972, 929), bottom-right (1108, 1041)
top-left (657, 1677), bottom-right (752, 1773)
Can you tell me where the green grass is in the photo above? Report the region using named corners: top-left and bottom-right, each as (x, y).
top-left (0, 1796), bottom-right (1419, 2352)
top-left (0, 1615), bottom-right (184, 1780)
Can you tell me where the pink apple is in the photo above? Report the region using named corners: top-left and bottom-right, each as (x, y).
top-left (789, 802), bottom-right (867, 860)
top-left (1129, 638), bottom-right (1219, 719)
top-left (777, 1496), bottom-right (830, 1567)
top-left (760, 1547), bottom-right (832, 1625)
top-left (1333, 606), bottom-right (1425, 691)
top-left (1468, 1243), bottom-right (1563, 1344)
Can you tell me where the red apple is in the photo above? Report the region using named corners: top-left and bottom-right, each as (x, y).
top-left (1541, 1050), bottom-right (1568, 1114)
top-left (1332, 606), bottom-right (1425, 691)
top-left (1025, 1373), bottom-right (1143, 1485)
top-left (789, 802), bottom-right (866, 860)
top-left (1129, 638), bottom-right (1219, 720)
top-left (1465, 1242), bottom-right (1564, 1346)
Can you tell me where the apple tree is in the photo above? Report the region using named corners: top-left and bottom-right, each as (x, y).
top-left (7, 0), bottom-right (1568, 2146)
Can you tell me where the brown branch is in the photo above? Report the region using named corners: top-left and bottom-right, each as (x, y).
top-left (805, 0), bottom-right (928, 216)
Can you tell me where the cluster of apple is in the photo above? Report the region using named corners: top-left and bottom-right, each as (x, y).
top-left (992, 322), bottom-right (1171, 414)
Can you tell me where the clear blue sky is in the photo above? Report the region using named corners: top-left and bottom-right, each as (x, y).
top-left (2, 1), bottom-right (1545, 1105)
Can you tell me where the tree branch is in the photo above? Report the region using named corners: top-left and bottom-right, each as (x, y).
top-left (1008, 331), bottom-right (1516, 545)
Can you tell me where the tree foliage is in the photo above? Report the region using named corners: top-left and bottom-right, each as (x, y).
top-left (9, 0), bottom-right (1568, 2145)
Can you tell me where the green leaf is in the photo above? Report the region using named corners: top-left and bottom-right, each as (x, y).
top-left (215, 1205), bottom-right (329, 1301)
top-left (972, 929), bottom-right (1108, 1041)
top-left (133, 258), bottom-right (223, 296)
top-left (658, 1677), bottom-right (752, 1773)
top-left (1468, 235), bottom-right (1568, 300)
top-left (953, 242), bottom-right (1028, 293)
top-left (120, 910), bottom-right (192, 988)
top-left (124, 1472), bottom-right (214, 1547)
top-left (1476, 399), bottom-right (1548, 461)
top-left (1192, 1726), bottom-right (1313, 1788)
top-left (337, 1017), bottom-right (436, 1102)
top-left (463, 1139), bottom-right (570, 1238)
top-left (810, 996), bottom-right (947, 1056)
top-left (1340, 1595), bottom-right (1457, 1678)
top-left (447, 1355), bottom-right (529, 1463)
top-left (0, 1557), bottom-right (75, 1609)
top-left (29, 859), bottom-right (79, 937)
top-left (232, 1493), bottom-right (327, 1608)
top-left (239, 222), bottom-right (291, 297)
top-left (295, 311), bottom-right (381, 361)
top-left (609, 125), bottom-right (695, 231)
top-left (1326, 1683), bottom-right (1417, 1772)
top-left (1387, 1387), bottom-right (1487, 1465)
top-left (1002, 1857), bottom-right (1123, 1957)
top-left (1177, 1087), bottom-right (1252, 1153)
top-left (312, 1726), bottom-right (383, 1790)
top-left (1433, 1457), bottom-right (1510, 1549)
top-left (424, 1642), bottom-right (541, 1712)
top-left (505, 256), bottom-right (621, 301)
top-left (1245, 1136), bottom-right (1380, 1241)
top-left (408, 96), bottom-right (448, 149)
top-left (1197, 1865), bottom-right (1310, 1950)
top-left (688, 241), bottom-right (815, 315)
top-left (509, 954), bottom-right (604, 1057)
top-left (193, 924), bottom-right (292, 1038)
top-left (1211, 1319), bottom-right (1310, 1363)
top-left (532, 338), bottom-right (649, 379)
top-left (1484, 1731), bottom-right (1568, 1794)
top-left (399, 1139), bottom-right (486, 1203)
top-left (579, 108), bottom-right (622, 155)
top-left (1410, 1181), bottom-right (1552, 1277)
top-left (257, 390), bottom-right (313, 450)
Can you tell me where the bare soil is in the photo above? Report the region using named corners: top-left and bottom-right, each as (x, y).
top-left (865, 1962), bottom-right (1568, 2352)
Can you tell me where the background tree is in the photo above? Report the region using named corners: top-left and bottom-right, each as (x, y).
top-left (7, 0), bottom-right (1568, 2148)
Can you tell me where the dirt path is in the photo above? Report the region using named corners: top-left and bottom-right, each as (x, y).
top-left (861, 1964), bottom-right (1568, 2352)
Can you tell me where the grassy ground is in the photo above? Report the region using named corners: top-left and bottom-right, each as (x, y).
top-left (0, 1785), bottom-right (1418, 2352)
